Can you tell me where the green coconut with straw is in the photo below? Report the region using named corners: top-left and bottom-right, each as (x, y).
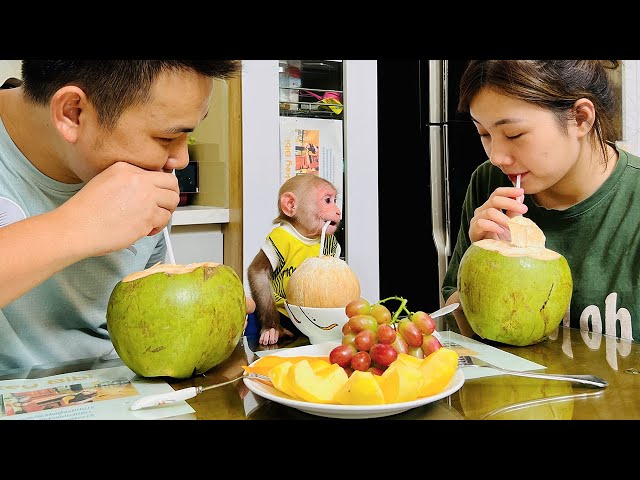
top-left (457, 216), bottom-right (573, 346)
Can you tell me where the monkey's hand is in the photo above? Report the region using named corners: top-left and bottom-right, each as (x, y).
top-left (259, 325), bottom-right (294, 346)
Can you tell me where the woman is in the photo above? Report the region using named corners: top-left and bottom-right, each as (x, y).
top-left (442, 60), bottom-right (639, 341)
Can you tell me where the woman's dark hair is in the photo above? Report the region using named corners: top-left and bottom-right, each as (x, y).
top-left (21, 60), bottom-right (241, 131)
top-left (458, 60), bottom-right (620, 164)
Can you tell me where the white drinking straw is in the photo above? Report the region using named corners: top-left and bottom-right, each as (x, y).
top-left (163, 168), bottom-right (177, 264)
top-left (319, 221), bottom-right (331, 257)
top-left (163, 227), bottom-right (176, 264)
top-left (516, 174), bottom-right (523, 203)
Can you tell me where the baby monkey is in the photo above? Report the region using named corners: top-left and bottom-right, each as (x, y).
top-left (248, 174), bottom-right (342, 345)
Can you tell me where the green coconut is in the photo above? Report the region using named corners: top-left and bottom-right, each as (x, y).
top-left (457, 216), bottom-right (573, 346)
top-left (106, 262), bottom-right (246, 379)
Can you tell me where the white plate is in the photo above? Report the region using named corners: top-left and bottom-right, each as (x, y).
top-left (243, 341), bottom-right (465, 419)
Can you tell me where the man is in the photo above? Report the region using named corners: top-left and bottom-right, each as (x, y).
top-left (0, 60), bottom-right (240, 369)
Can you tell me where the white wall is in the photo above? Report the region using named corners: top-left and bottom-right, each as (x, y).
top-left (241, 60), bottom-right (281, 293)
top-left (0, 60), bottom-right (21, 86)
top-left (622, 60), bottom-right (640, 156)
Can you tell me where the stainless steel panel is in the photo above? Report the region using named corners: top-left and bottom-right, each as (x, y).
top-left (429, 125), bottom-right (449, 308)
top-left (428, 60), bottom-right (443, 124)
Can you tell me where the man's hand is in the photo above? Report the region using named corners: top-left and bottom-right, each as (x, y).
top-left (59, 162), bottom-right (180, 257)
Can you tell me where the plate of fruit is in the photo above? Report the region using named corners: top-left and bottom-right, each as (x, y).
top-left (242, 296), bottom-right (464, 419)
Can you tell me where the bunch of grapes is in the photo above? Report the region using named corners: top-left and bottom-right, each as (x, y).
top-left (329, 296), bottom-right (443, 376)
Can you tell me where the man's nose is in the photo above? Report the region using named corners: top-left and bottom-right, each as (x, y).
top-left (166, 137), bottom-right (190, 171)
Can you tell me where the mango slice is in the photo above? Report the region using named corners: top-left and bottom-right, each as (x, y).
top-left (267, 361), bottom-right (301, 399)
top-left (334, 370), bottom-right (385, 405)
top-left (418, 347), bottom-right (459, 397)
top-left (395, 353), bottom-right (424, 369)
top-left (242, 355), bottom-right (330, 377)
top-left (287, 359), bottom-right (349, 403)
top-left (379, 362), bottom-right (424, 403)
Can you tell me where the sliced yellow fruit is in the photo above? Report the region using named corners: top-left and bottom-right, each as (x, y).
top-left (242, 355), bottom-right (329, 377)
top-left (418, 347), bottom-right (459, 397)
top-left (334, 370), bottom-right (385, 405)
top-left (395, 353), bottom-right (424, 369)
top-left (288, 360), bottom-right (348, 404)
top-left (379, 362), bottom-right (424, 403)
top-left (267, 361), bottom-right (300, 399)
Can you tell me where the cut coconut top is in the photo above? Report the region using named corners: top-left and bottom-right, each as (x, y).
top-left (508, 216), bottom-right (546, 248)
top-left (473, 238), bottom-right (561, 260)
top-left (122, 261), bottom-right (221, 282)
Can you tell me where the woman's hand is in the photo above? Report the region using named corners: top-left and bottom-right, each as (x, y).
top-left (469, 186), bottom-right (527, 243)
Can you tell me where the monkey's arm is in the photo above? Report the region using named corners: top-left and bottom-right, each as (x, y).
top-left (247, 250), bottom-right (281, 330)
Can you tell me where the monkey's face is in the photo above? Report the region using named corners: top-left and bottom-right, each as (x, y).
top-left (295, 184), bottom-right (341, 238)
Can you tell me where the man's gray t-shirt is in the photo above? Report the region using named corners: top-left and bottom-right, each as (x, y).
top-left (0, 117), bottom-right (166, 369)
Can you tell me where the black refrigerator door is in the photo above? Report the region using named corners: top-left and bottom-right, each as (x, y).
top-left (378, 60), bottom-right (488, 313)
top-left (377, 60), bottom-right (438, 313)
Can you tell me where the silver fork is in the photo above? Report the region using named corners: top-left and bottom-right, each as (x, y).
top-left (0, 212), bottom-right (7, 227)
top-left (459, 355), bottom-right (608, 388)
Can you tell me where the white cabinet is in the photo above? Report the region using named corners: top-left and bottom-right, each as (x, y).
top-left (240, 60), bottom-right (380, 300)
top-left (166, 207), bottom-right (228, 264)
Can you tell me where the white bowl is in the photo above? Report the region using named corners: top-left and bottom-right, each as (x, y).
top-left (284, 302), bottom-right (349, 344)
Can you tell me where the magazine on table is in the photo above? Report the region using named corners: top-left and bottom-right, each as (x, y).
top-left (0, 365), bottom-right (194, 420)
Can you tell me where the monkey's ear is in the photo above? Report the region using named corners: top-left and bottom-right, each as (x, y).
top-left (280, 192), bottom-right (297, 218)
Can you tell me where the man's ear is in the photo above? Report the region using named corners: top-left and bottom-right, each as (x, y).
top-left (573, 98), bottom-right (596, 139)
top-left (280, 191), bottom-right (297, 218)
top-left (50, 86), bottom-right (88, 144)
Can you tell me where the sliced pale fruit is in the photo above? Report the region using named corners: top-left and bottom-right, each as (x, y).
top-left (334, 370), bottom-right (385, 405)
top-left (379, 362), bottom-right (424, 403)
top-left (307, 358), bottom-right (335, 373)
top-left (418, 347), bottom-right (459, 397)
top-left (242, 355), bottom-right (329, 376)
top-left (288, 359), bottom-right (348, 404)
top-left (267, 361), bottom-right (300, 399)
top-left (395, 353), bottom-right (424, 369)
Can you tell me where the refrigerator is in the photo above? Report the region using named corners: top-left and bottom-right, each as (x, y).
top-left (377, 60), bottom-right (488, 314)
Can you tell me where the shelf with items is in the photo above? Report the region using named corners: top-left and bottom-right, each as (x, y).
top-left (279, 87), bottom-right (344, 119)
top-left (279, 60), bottom-right (344, 119)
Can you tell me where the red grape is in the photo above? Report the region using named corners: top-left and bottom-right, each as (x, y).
top-left (369, 343), bottom-right (398, 367)
top-left (422, 334), bottom-right (442, 356)
top-left (377, 324), bottom-right (397, 344)
top-left (341, 332), bottom-right (357, 348)
top-left (370, 304), bottom-right (392, 325)
top-left (341, 322), bottom-right (352, 335)
top-left (411, 311), bottom-right (436, 335)
top-left (351, 351), bottom-right (372, 371)
top-left (345, 297), bottom-right (371, 317)
top-left (398, 319), bottom-right (423, 348)
top-left (348, 314), bottom-right (378, 333)
top-left (354, 329), bottom-right (377, 351)
top-left (367, 366), bottom-right (385, 376)
top-left (329, 344), bottom-right (357, 368)
top-left (390, 334), bottom-right (409, 354)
